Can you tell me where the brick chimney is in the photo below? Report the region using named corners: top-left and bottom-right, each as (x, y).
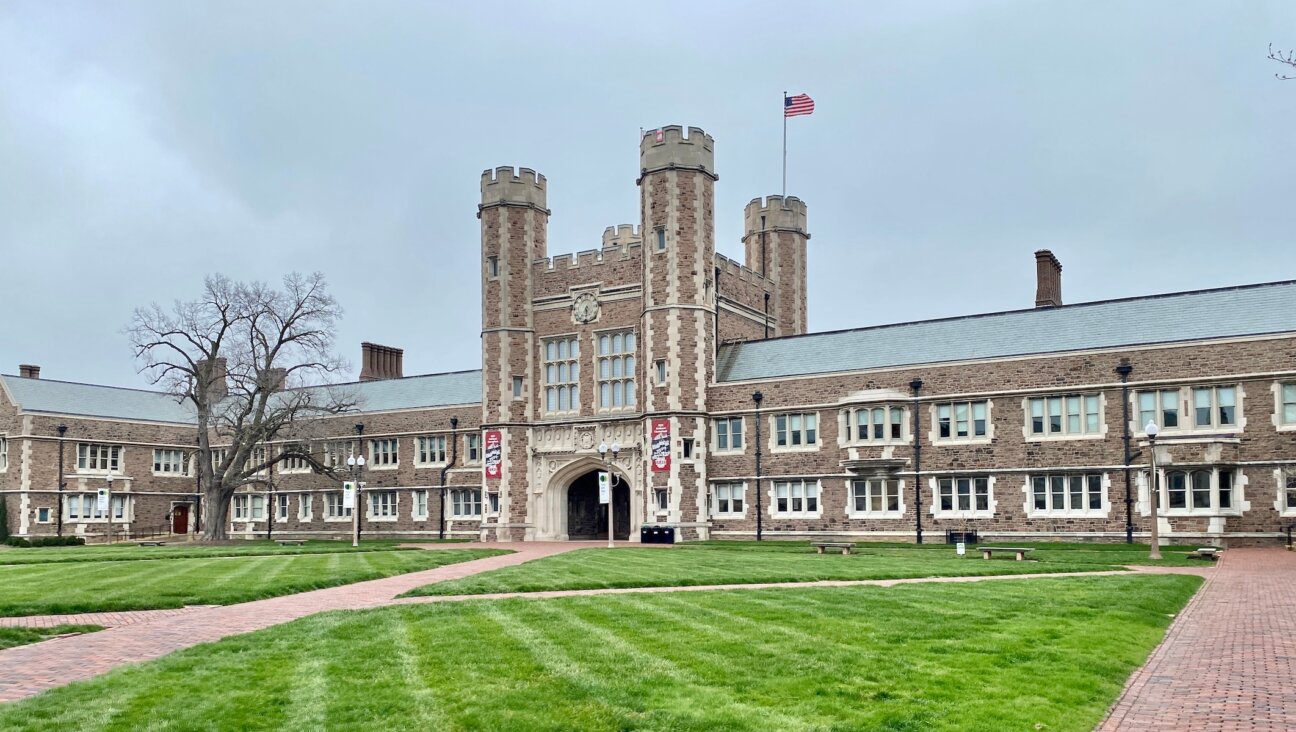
top-left (360, 343), bottom-right (404, 381)
top-left (1034, 250), bottom-right (1062, 308)
top-left (196, 357), bottom-right (228, 402)
top-left (18, 364), bottom-right (40, 379)
top-left (259, 367), bottom-right (287, 392)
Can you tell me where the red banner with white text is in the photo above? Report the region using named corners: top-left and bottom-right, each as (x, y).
top-left (650, 419), bottom-right (671, 473)
top-left (484, 430), bottom-right (503, 479)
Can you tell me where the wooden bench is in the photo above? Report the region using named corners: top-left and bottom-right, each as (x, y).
top-left (275, 539), bottom-right (307, 546)
top-left (977, 546), bottom-right (1035, 561)
top-left (1187, 547), bottom-right (1221, 560)
top-left (811, 542), bottom-right (855, 555)
top-left (137, 541), bottom-right (167, 547)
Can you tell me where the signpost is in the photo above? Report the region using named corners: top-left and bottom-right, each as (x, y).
top-left (342, 482), bottom-right (355, 510)
top-left (598, 471), bottom-right (612, 548)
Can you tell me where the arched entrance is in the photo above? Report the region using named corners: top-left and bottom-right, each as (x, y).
top-left (566, 470), bottom-right (631, 540)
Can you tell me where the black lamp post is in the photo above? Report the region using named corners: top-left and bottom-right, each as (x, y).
top-left (1145, 421), bottom-right (1162, 560)
top-left (346, 423), bottom-right (365, 547)
top-left (597, 440), bottom-right (622, 547)
top-left (752, 391), bottom-right (764, 542)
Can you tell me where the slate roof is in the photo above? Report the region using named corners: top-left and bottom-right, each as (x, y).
top-left (0, 370), bottom-right (483, 424)
top-left (716, 280), bottom-right (1296, 382)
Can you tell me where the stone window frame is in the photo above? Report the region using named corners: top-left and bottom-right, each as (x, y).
top-left (415, 435), bottom-right (448, 467)
top-left (1023, 394), bottom-right (1105, 442)
top-left (278, 444), bottom-right (312, 474)
top-left (209, 448), bottom-right (228, 474)
top-left (771, 479), bottom-right (822, 518)
top-left (1134, 385), bottom-right (1244, 436)
top-left (367, 438), bottom-right (400, 470)
top-left (232, 494), bottom-right (266, 521)
top-left (847, 477), bottom-right (906, 519)
top-left (299, 494), bottom-right (313, 521)
top-left (654, 487), bottom-right (669, 513)
top-left (65, 493), bottom-right (129, 522)
top-left (1023, 473), bottom-right (1109, 518)
top-left (36, 506), bottom-right (51, 524)
top-left (151, 448), bottom-right (191, 478)
top-left (841, 405), bottom-right (909, 446)
top-left (274, 493), bottom-right (290, 522)
top-left (1273, 382), bottom-right (1296, 432)
top-left (929, 401), bottom-right (993, 445)
top-left (654, 227), bottom-right (666, 252)
top-left (413, 489), bottom-right (429, 520)
top-left (712, 417), bottom-right (745, 454)
top-left (594, 329), bottom-right (637, 412)
top-left (76, 443), bottom-right (122, 474)
top-left (367, 490), bottom-right (399, 522)
top-left (512, 376), bottom-right (525, 401)
top-left (771, 412), bottom-right (819, 453)
top-left (451, 488), bottom-right (482, 518)
top-left (245, 446), bottom-right (270, 477)
top-left (324, 491), bottom-right (352, 522)
top-left (486, 255), bottom-right (499, 279)
top-left (321, 441), bottom-right (355, 470)
top-left (0, 434), bottom-right (8, 472)
top-left (712, 481), bottom-right (746, 517)
top-left (1139, 467), bottom-right (1245, 517)
top-left (930, 475), bottom-right (996, 519)
top-left (541, 335), bottom-right (581, 415)
top-left (1272, 468), bottom-right (1296, 518)
top-left (464, 434), bottom-right (482, 465)
top-left (654, 360), bottom-right (668, 387)
top-left (487, 491), bottom-right (500, 516)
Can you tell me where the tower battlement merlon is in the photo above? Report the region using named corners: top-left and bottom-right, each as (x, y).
top-left (638, 125), bottom-right (718, 182)
top-left (602, 224), bottom-right (642, 250)
top-left (742, 195), bottom-right (809, 238)
top-left (479, 166), bottom-right (549, 212)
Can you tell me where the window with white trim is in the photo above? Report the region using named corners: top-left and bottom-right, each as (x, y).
top-left (36, 507), bottom-right (50, 523)
top-left (65, 494), bottom-right (127, 521)
top-left (414, 490), bottom-right (429, 519)
top-left (280, 444), bottom-right (311, 473)
top-left (323, 441), bottom-right (355, 469)
top-left (1138, 386), bottom-right (1239, 433)
top-left (935, 477), bottom-right (992, 517)
top-left (299, 494), bottom-right (313, 520)
top-left (713, 482), bottom-right (745, 515)
top-left (935, 402), bottom-right (988, 441)
top-left (655, 228), bottom-right (666, 251)
top-left (596, 331), bottom-right (636, 410)
top-left (487, 255), bottom-right (499, 278)
top-left (209, 448), bottom-right (228, 474)
top-left (844, 406), bottom-right (906, 444)
top-left (713, 417), bottom-right (743, 452)
top-left (654, 488), bottom-right (669, 512)
top-left (276, 494), bottom-right (289, 520)
top-left (1157, 468), bottom-right (1237, 514)
top-left (1028, 395), bottom-right (1101, 438)
top-left (245, 447), bottom-right (270, 476)
top-left (0, 436), bottom-right (8, 471)
top-left (512, 376), bottom-right (524, 399)
top-left (325, 492), bottom-right (351, 519)
top-left (232, 495), bottom-right (265, 521)
top-left (1280, 470), bottom-right (1296, 515)
top-left (152, 449), bottom-right (190, 476)
top-left (773, 480), bottom-right (820, 516)
top-left (851, 479), bottom-right (902, 516)
top-left (1029, 473), bottom-right (1104, 516)
top-left (451, 488), bottom-right (482, 518)
top-left (1281, 383), bottom-right (1296, 426)
top-left (415, 436), bottom-right (447, 466)
top-left (774, 413), bottom-right (818, 449)
top-left (368, 438), bottom-right (399, 468)
top-left (543, 337), bottom-right (580, 413)
top-left (465, 434), bottom-right (481, 464)
top-left (488, 491), bottom-right (500, 514)
top-left (77, 443), bottom-right (121, 473)
top-left (654, 360), bottom-right (667, 386)
top-left (369, 490), bottom-right (397, 519)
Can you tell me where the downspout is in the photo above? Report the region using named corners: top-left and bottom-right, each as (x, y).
top-left (910, 378), bottom-right (924, 545)
top-left (439, 417), bottom-right (459, 541)
top-left (763, 292), bottom-right (771, 339)
top-left (1116, 359), bottom-right (1135, 544)
top-left (56, 424), bottom-right (67, 537)
top-left (752, 391), bottom-right (764, 542)
top-left (714, 265), bottom-right (721, 362)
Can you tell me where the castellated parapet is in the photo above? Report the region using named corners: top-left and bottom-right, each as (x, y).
top-left (480, 166), bottom-right (548, 209)
top-left (639, 126), bottom-right (716, 178)
top-left (743, 195), bottom-right (808, 237)
top-left (602, 224), bottom-right (642, 250)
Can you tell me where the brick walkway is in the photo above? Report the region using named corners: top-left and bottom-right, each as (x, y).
top-left (0, 607), bottom-right (209, 630)
top-left (1099, 548), bottom-right (1296, 731)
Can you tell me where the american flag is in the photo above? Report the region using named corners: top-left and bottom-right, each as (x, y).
top-left (784, 93), bottom-right (815, 117)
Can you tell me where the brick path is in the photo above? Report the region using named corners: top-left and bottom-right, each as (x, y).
top-left (1099, 548), bottom-right (1296, 731)
top-left (0, 607), bottom-right (209, 630)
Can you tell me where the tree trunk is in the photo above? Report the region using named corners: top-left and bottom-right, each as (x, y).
top-left (202, 483), bottom-right (232, 541)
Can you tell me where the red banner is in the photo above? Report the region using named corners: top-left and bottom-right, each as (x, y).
top-left (650, 419), bottom-right (671, 473)
top-left (484, 430), bottom-right (503, 479)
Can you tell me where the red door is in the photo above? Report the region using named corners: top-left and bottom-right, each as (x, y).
top-left (172, 505), bottom-right (190, 534)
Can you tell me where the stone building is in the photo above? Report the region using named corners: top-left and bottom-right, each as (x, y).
top-left (3, 126), bottom-right (1295, 545)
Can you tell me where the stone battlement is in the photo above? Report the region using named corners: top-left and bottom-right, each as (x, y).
top-left (714, 253), bottom-right (772, 286)
top-left (531, 244), bottom-right (643, 299)
top-left (602, 224), bottom-right (642, 251)
top-left (639, 125), bottom-right (715, 177)
top-left (481, 166), bottom-right (548, 209)
top-left (743, 195), bottom-right (808, 236)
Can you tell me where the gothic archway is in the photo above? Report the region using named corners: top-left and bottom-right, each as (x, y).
top-left (540, 456), bottom-right (636, 541)
top-left (566, 470), bottom-right (631, 540)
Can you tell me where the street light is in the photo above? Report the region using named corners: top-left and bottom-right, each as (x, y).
top-left (346, 453), bottom-right (366, 548)
top-left (1145, 421), bottom-right (1162, 560)
top-left (597, 441), bottom-right (620, 548)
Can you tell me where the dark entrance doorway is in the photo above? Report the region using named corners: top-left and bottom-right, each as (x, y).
top-left (171, 504), bottom-right (190, 534)
top-left (567, 470), bottom-right (630, 540)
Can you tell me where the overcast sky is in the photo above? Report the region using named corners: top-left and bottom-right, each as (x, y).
top-left (2, 1), bottom-right (1294, 389)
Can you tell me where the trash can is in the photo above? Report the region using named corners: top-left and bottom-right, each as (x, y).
top-left (640, 526), bottom-right (676, 544)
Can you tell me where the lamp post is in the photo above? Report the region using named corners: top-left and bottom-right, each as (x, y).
top-left (1145, 421), bottom-right (1162, 560)
top-left (346, 442), bottom-right (366, 548)
top-left (597, 441), bottom-right (621, 548)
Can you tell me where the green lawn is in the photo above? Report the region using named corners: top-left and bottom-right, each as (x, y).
top-left (0, 539), bottom-right (456, 565)
top-left (0, 575), bottom-right (1202, 731)
top-left (405, 541), bottom-right (1204, 597)
top-left (0, 625), bottom-right (102, 651)
top-left (0, 549), bottom-right (507, 616)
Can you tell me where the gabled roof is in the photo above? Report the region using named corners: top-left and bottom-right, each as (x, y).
top-left (343, 370), bottom-right (482, 412)
top-left (716, 280), bottom-right (1296, 382)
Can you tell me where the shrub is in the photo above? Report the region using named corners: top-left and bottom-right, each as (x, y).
top-left (4, 536), bottom-right (86, 548)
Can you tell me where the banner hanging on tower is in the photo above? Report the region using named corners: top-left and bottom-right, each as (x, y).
top-left (650, 419), bottom-right (671, 473)
top-left (484, 430), bottom-right (503, 479)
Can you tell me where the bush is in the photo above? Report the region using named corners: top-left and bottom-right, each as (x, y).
top-left (4, 536), bottom-right (86, 548)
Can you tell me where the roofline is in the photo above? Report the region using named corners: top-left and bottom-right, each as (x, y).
top-left (0, 374), bottom-right (181, 398)
top-left (1, 367), bottom-right (484, 398)
top-left (294, 368), bottom-right (482, 392)
top-left (718, 278), bottom-right (1296, 351)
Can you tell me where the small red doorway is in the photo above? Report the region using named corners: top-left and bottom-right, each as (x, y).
top-left (172, 504), bottom-right (190, 534)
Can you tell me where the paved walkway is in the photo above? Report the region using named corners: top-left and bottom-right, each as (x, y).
top-left (0, 607), bottom-right (210, 630)
top-left (1099, 547), bottom-right (1296, 731)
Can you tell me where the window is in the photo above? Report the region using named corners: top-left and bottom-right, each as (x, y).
top-left (655, 228), bottom-right (666, 251)
top-left (209, 448), bottom-right (228, 473)
top-left (597, 331), bottom-right (636, 410)
top-left (1137, 389), bottom-right (1180, 431)
top-left (368, 438), bottom-right (399, 468)
top-left (1139, 387), bottom-right (1239, 432)
top-left (845, 406), bottom-right (906, 443)
top-left (323, 441), bottom-right (355, 469)
top-left (512, 376), bottom-right (524, 399)
top-left (414, 490), bottom-right (429, 519)
top-left (487, 255), bottom-right (499, 278)
top-left (935, 402), bottom-right (988, 440)
top-left (1281, 471), bottom-right (1296, 515)
top-left (1191, 386), bottom-right (1237, 429)
top-left (369, 491), bottom-right (397, 519)
top-left (77, 443), bottom-right (121, 473)
top-left (773, 480), bottom-right (819, 516)
top-left (1028, 395), bottom-right (1101, 437)
top-left (36, 507), bottom-right (50, 523)
top-left (1029, 474), bottom-right (1104, 515)
top-left (325, 492), bottom-right (351, 519)
top-left (276, 494), bottom-right (289, 520)
top-left (1156, 469), bottom-right (1237, 513)
top-left (152, 449), bottom-right (190, 476)
top-left (713, 483), bottom-right (745, 515)
top-left (233, 495), bottom-right (248, 520)
top-left (543, 337), bottom-right (580, 413)
top-left (415, 436), bottom-right (446, 466)
top-left (65, 494), bottom-right (127, 521)
top-left (451, 489), bottom-right (482, 518)
top-left (654, 360), bottom-right (667, 386)
top-left (774, 413), bottom-right (818, 448)
top-left (299, 494), bottom-right (313, 520)
top-left (714, 417), bottom-right (743, 452)
top-left (650, 488), bottom-right (667, 512)
top-left (0, 436), bottom-right (8, 471)
top-left (1281, 383), bottom-right (1296, 426)
top-left (280, 444), bottom-right (311, 473)
top-left (682, 438), bottom-right (694, 459)
top-left (851, 479), bottom-right (902, 516)
top-left (935, 477), bottom-right (993, 517)
top-left (466, 434), bottom-right (481, 464)
top-left (488, 492), bottom-right (500, 514)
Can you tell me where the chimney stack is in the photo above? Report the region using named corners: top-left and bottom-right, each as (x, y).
top-left (1034, 250), bottom-right (1062, 308)
top-left (18, 364), bottom-right (40, 379)
top-left (196, 357), bottom-right (228, 402)
top-left (260, 367), bottom-right (287, 392)
top-left (359, 343), bottom-right (404, 381)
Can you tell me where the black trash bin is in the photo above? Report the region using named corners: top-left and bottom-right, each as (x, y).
top-left (640, 526), bottom-right (676, 545)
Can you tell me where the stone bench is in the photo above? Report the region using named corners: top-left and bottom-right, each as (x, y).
top-left (811, 542), bottom-right (855, 556)
top-left (977, 546), bottom-right (1035, 561)
top-left (275, 539), bottom-right (307, 546)
top-left (137, 541), bottom-right (167, 547)
top-left (1187, 547), bottom-right (1221, 560)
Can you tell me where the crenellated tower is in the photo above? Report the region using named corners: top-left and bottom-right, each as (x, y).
top-left (742, 195), bottom-right (809, 336)
top-left (638, 125), bottom-right (716, 537)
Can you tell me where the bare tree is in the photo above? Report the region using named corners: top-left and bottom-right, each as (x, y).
top-left (1270, 43), bottom-right (1296, 80)
top-left (130, 272), bottom-right (357, 540)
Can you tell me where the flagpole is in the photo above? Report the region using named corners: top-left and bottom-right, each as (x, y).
top-left (781, 91), bottom-right (788, 197)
